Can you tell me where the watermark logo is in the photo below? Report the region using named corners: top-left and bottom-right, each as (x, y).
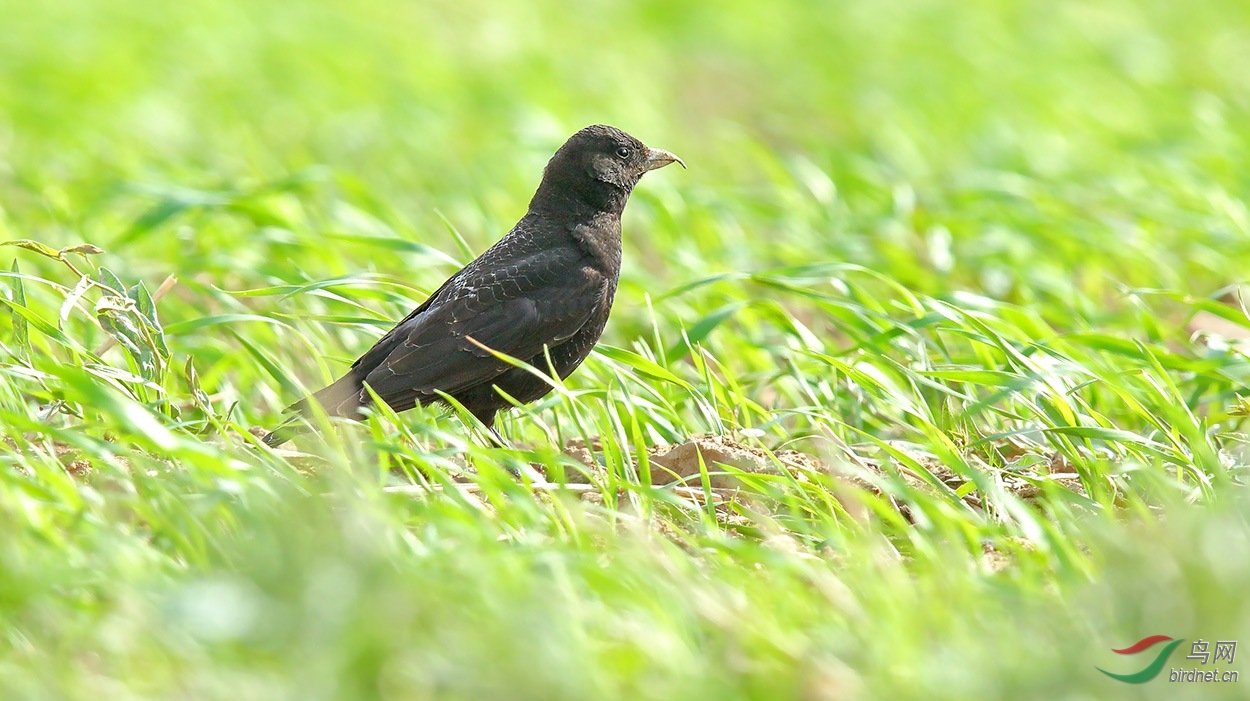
top-left (1098, 635), bottom-right (1185, 683)
top-left (1098, 636), bottom-right (1239, 684)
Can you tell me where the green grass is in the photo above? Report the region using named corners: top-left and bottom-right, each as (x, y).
top-left (3, 0), bottom-right (1250, 698)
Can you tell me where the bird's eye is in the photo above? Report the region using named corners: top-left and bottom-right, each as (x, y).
top-left (615, 146), bottom-right (631, 159)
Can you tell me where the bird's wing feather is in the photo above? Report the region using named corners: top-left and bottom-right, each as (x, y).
top-left (357, 244), bottom-right (603, 406)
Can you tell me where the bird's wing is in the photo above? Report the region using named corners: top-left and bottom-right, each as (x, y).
top-left (356, 245), bottom-right (603, 407)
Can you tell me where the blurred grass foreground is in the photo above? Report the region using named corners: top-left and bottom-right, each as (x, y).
top-left (3, 0), bottom-right (1250, 699)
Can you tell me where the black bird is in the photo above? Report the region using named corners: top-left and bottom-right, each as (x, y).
top-left (265, 125), bottom-right (683, 446)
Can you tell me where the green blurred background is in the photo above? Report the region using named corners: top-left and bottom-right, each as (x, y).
top-left (4, 0), bottom-right (1248, 304)
top-left (3, 0), bottom-right (1250, 699)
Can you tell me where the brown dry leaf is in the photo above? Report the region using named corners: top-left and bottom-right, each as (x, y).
top-left (1180, 309), bottom-right (1250, 344)
top-left (647, 434), bottom-right (787, 488)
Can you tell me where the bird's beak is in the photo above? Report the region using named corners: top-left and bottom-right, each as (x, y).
top-left (645, 147), bottom-right (686, 171)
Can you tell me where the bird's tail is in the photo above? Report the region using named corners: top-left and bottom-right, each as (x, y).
top-left (262, 416), bottom-right (311, 447)
top-left (261, 374), bottom-right (366, 447)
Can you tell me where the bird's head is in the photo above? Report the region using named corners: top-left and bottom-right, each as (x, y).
top-left (531, 124), bottom-right (684, 217)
